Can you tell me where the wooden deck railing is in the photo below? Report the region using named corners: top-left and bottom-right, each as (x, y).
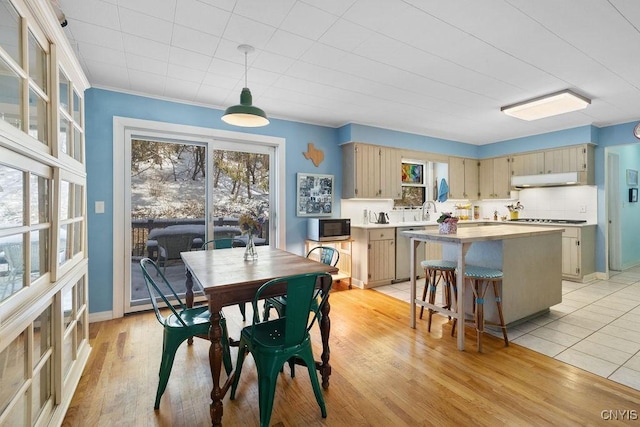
top-left (130, 217), bottom-right (269, 257)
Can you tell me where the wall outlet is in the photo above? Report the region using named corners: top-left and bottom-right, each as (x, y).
top-left (579, 205), bottom-right (587, 213)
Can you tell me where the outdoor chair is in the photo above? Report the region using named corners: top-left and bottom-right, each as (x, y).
top-left (201, 239), bottom-right (247, 321)
top-left (230, 272), bottom-right (332, 427)
top-left (140, 258), bottom-right (232, 409)
top-left (155, 232), bottom-right (201, 273)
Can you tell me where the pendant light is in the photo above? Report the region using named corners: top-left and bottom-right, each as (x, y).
top-left (221, 44), bottom-right (270, 127)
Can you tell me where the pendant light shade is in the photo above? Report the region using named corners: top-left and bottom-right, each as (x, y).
top-left (222, 45), bottom-right (269, 127)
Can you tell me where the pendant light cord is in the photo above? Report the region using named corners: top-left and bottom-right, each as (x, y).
top-left (244, 50), bottom-right (248, 88)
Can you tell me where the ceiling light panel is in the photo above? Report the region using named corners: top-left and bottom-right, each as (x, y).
top-left (501, 90), bottom-right (591, 121)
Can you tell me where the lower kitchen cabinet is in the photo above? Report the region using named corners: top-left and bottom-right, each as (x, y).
top-left (352, 227), bottom-right (395, 288)
top-left (562, 225), bottom-right (596, 282)
top-left (395, 226), bottom-right (428, 282)
top-left (424, 225), bottom-right (442, 260)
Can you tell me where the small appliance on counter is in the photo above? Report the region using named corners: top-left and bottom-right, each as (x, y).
top-left (307, 218), bottom-right (351, 241)
top-left (370, 211), bottom-right (389, 224)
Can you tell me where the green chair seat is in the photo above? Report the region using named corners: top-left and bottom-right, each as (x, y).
top-left (420, 259), bottom-right (457, 270)
top-left (463, 265), bottom-right (504, 279)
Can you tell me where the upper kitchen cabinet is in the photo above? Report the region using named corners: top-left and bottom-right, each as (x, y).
top-left (545, 145), bottom-right (583, 173)
top-left (342, 143), bottom-right (402, 199)
top-left (511, 144), bottom-right (595, 185)
top-left (544, 144), bottom-right (594, 184)
top-left (380, 146), bottom-right (402, 199)
top-left (511, 152), bottom-right (545, 176)
top-left (479, 156), bottom-right (512, 199)
top-left (448, 157), bottom-right (478, 199)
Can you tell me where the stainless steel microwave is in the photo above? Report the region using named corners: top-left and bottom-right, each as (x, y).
top-left (307, 218), bottom-right (351, 241)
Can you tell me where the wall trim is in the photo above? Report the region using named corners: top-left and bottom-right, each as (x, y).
top-left (88, 310), bottom-right (113, 323)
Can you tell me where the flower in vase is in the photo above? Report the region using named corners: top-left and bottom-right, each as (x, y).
top-left (436, 212), bottom-right (459, 224)
top-left (239, 213), bottom-right (263, 236)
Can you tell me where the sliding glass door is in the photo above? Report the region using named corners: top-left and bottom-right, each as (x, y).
top-left (126, 137), bottom-right (273, 313)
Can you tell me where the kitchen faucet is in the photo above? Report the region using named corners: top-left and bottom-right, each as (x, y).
top-left (421, 200), bottom-right (437, 221)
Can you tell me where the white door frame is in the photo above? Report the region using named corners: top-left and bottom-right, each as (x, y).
top-left (112, 117), bottom-right (286, 319)
top-left (607, 150), bottom-right (621, 272)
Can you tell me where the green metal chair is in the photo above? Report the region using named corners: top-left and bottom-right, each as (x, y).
top-left (201, 239), bottom-right (247, 321)
top-left (230, 272), bottom-right (332, 427)
top-left (262, 246), bottom-right (338, 321)
top-left (140, 257), bottom-right (232, 409)
top-left (201, 238), bottom-right (233, 250)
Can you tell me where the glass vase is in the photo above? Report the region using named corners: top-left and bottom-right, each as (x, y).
top-left (244, 234), bottom-right (258, 261)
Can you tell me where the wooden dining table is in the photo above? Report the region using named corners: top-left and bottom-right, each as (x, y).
top-left (181, 245), bottom-right (338, 427)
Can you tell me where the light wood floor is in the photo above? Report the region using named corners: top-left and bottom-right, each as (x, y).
top-left (63, 286), bottom-right (640, 426)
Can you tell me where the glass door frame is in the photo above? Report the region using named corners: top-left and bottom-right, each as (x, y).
top-left (113, 117), bottom-right (285, 318)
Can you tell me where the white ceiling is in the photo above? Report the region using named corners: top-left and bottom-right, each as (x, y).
top-left (57, 0), bottom-right (640, 145)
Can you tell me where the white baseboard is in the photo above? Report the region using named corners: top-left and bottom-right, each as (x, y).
top-left (89, 310), bottom-right (114, 323)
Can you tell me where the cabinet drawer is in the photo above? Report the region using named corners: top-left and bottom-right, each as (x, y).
top-left (562, 227), bottom-right (579, 238)
top-left (369, 228), bottom-right (395, 241)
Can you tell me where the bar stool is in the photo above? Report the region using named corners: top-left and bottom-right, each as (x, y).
top-left (419, 260), bottom-right (457, 332)
top-left (452, 265), bottom-right (508, 352)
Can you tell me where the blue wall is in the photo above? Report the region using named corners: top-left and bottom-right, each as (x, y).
top-left (342, 124), bottom-right (479, 158)
top-left (479, 125), bottom-right (596, 158)
top-left (595, 123), bottom-right (640, 271)
top-left (85, 87), bottom-right (640, 315)
top-left (612, 145), bottom-right (640, 268)
top-left (85, 88), bottom-right (341, 313)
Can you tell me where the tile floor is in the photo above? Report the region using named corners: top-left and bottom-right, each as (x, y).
top-left (373, 266), bottom-right (640, 392)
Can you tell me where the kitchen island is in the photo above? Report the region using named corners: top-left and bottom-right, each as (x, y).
top-left (403, 225), bottom-right (564, 350)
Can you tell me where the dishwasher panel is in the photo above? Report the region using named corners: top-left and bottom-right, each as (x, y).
top-left (395, 226), bottom-right (425, 282)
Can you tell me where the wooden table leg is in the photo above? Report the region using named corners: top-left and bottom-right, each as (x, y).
top-left (208, 301), bottom-right (224, 427)
top-left (319, 274), bottom-right (332, 389)
top-left (185, 268), bottom-right (194, 309)
top-left (186, 269), bottom-right (195, 345)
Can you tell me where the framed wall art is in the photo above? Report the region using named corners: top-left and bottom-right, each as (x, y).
top-left (296, 173), bottom-right (334, 217)
top-left (627, 169), bottom-right (638, 186)
top-left (401, 162), bottom-right (424, 184)
top-left (630, 188), bottom-right (638, 203)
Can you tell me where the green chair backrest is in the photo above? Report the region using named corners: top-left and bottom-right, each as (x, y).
top-left (201, 238), bottom-right (233, 250)
top-left (252, 272), bottom-right (332, 347)
top-left (306, 246), bottom-right (339, 267)
top-left (140, 257), bottom-right (189, 327)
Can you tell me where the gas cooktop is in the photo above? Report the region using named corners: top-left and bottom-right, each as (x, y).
top-left (510, 218), bottom-right (587, 224)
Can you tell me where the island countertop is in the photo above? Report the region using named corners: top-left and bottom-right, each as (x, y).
top-left (401, 224), bottom-right (564, 243)
top-left (353, 220), bottom-right (595, 230)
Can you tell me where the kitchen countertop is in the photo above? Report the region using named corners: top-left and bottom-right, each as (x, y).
top-left (352, 220), bottom-right (596, 229)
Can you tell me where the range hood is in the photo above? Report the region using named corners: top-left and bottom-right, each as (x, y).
top-left (511, 172), bottom-right (580, 188)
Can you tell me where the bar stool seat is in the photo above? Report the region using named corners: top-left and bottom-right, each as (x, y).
top-left (420, 260), bottom-right (457, 332)
top-left (452, 265), bottom-right (509, 352)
